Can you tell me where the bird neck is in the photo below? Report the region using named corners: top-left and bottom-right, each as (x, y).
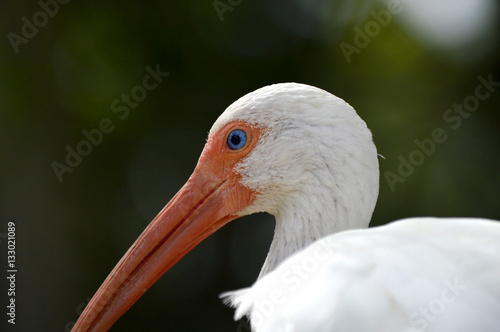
top-left (258, 183), bottom-right (373, 278)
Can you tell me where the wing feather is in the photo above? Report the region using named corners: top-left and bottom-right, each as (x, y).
top-left (222, 218), bottom-right (500, 332)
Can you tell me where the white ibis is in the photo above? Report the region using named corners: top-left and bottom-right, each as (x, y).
top-left (73, 83), bottom-right (500, 331)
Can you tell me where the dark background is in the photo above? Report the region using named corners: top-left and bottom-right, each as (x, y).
top-left (1, 0), bottom-right (499, 331)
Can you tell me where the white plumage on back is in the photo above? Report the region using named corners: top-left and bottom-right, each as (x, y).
top-left (222, 218), bottom-right (500, 332)
top-left (210, 83), bottom-right (500, 331)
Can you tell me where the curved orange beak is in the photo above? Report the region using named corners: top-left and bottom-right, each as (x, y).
top-left (72, 123), bottom-right (259, 332)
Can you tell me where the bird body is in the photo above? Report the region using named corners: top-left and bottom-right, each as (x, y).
top-left (223, 217), bottom-right (500, 332)
top-left (73, 83), bottom-right (500, 332)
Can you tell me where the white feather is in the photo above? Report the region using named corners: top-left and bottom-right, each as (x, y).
top-left (222, 218), bottom-right (500, 332)
top-left (209, 83), bottom-right (500, 331)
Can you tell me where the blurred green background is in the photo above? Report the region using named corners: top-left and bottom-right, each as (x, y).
top-left (1, 0), bottom-right (499, 331)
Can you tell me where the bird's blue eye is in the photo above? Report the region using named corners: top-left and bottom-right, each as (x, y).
top-left (227, 129), bottom-right (247, 150)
